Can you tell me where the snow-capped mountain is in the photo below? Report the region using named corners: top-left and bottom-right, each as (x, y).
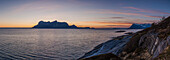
top-left (129, 24), bottom-right (151, 29)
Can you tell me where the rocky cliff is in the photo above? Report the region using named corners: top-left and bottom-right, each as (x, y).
top-left (79, 16), bottom-right (170, 60)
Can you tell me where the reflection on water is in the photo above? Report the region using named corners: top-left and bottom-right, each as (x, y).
top-left (0, 29), bottom-right (140, 60)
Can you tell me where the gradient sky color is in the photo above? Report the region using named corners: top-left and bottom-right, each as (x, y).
top-left (0, 0), bottom-right (170, 28)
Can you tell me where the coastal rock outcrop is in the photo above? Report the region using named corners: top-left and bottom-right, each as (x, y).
top-left (121, 16), bottom-right (170, 60)
top-left (79, 35), bottom-right (132, 59)
top-left (79, 16), bottom-right (170, 60)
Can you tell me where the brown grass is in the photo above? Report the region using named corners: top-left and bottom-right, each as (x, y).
top-left (154, 46), bottom-right (170, 60)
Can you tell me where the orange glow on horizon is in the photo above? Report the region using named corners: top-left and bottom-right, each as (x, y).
top-left (0, 23), bottom-right (132, 28)
top-left (0, 25), bottom-right (35, 28)
top-left (77, 24), bottom-right (132, 28)
top-left (83, 21), bottom-right (132, 25)
top-left (75, 21), bottom-right (132, 28)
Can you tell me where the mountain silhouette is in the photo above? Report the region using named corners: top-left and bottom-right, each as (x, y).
top-left (33, 20), bottom-right (91, 29)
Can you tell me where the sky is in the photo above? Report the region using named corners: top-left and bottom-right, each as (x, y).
top-left (0, 0), bottom-right (170, 28)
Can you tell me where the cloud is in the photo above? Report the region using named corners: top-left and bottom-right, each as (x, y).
top-left (118, 19), bottom-right (159, 24)
top-left (93, 16), bottom-right (158, 23)
top-left (83, 17), bottom-right (160, 28)
top-left (83, 17), bottom-right (159, 25)
top-left (77, 22), bottom-right (131, 28)
top-left (86, 17), bottom-right (126, 20)
top-left (97, 10), bottom-right (162, 18)
top-left (124, 7), bottom-right (170, 15)
top-left (12, 1), bottom-right (60, 13)
top-left (84, 21), bottom-right (132, 25)
top-left (106, 25), bottom-right (129, 26)
top-left (105, 25), bottom-right (131, 28)
top-left (81, 21), bottom-right (132, 28)
top-left (99, 17), bottom-right (125, 19)
top-left (79, 18), bottom-right (158, 28)
top-left (88, 9), bottom-right (163, 18)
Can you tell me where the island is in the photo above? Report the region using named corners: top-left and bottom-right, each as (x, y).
top-left (32, 20), bottom-right (92, 29)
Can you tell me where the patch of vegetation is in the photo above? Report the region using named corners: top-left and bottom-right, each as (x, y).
top-left (167, 46), bottom-right (170, 55)
top-left (157, 27), bottom-right (170, 39)
top-left (135, 47), bottom-right (147, 53)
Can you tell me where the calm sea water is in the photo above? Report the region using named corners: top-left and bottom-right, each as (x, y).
top-left (0, 29), bottom-right (141, 60)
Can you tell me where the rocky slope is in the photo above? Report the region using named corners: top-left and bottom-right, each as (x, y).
top-left (79, 35), bottom-right (133, 59)
top-left (79, 16), bottom-right (170, 60)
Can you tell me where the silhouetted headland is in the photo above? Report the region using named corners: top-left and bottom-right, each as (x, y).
top-left (33, 20), bottom-right (92, 29)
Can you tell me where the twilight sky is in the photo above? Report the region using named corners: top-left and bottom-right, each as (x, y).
top-left (0, 0), bottom-right (170, 28)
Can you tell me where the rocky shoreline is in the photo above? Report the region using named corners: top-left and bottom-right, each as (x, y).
top-left (79, 16), bottom-right (170, 60)
top-left (78, 33), bottom-right (135, 60)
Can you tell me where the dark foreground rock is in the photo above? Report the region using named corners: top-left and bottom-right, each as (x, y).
top-left (115, 30), bottom-right (126, 33)
top-left (78, 35), bottom-right (132, 59)
top-left (79, 16), bottom-right (170, 60)
top-left (81, 53), bottom-right (121, 60)
top-left (124, 32), bottom-right (133, 35)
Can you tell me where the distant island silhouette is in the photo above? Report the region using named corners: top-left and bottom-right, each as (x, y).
top-left (33, 20), bottom-right (92, 29)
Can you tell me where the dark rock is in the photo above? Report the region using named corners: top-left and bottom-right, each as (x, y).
top-left (125, 32), bottom-right (133, 35)
top-left (115, 30), bottom-right (126, 33)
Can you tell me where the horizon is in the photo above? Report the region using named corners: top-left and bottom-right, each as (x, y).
top-left (0, 0), bottom-right (170, 28)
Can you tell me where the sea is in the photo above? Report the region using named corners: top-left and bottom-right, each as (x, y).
top-left (0, 29), bottom-right (141, 60)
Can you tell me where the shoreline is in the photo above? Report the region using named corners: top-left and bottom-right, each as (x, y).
top-left (79, 16), bottom-right (170, 60)
top-left (79, 33), bottom-right (134, 59)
